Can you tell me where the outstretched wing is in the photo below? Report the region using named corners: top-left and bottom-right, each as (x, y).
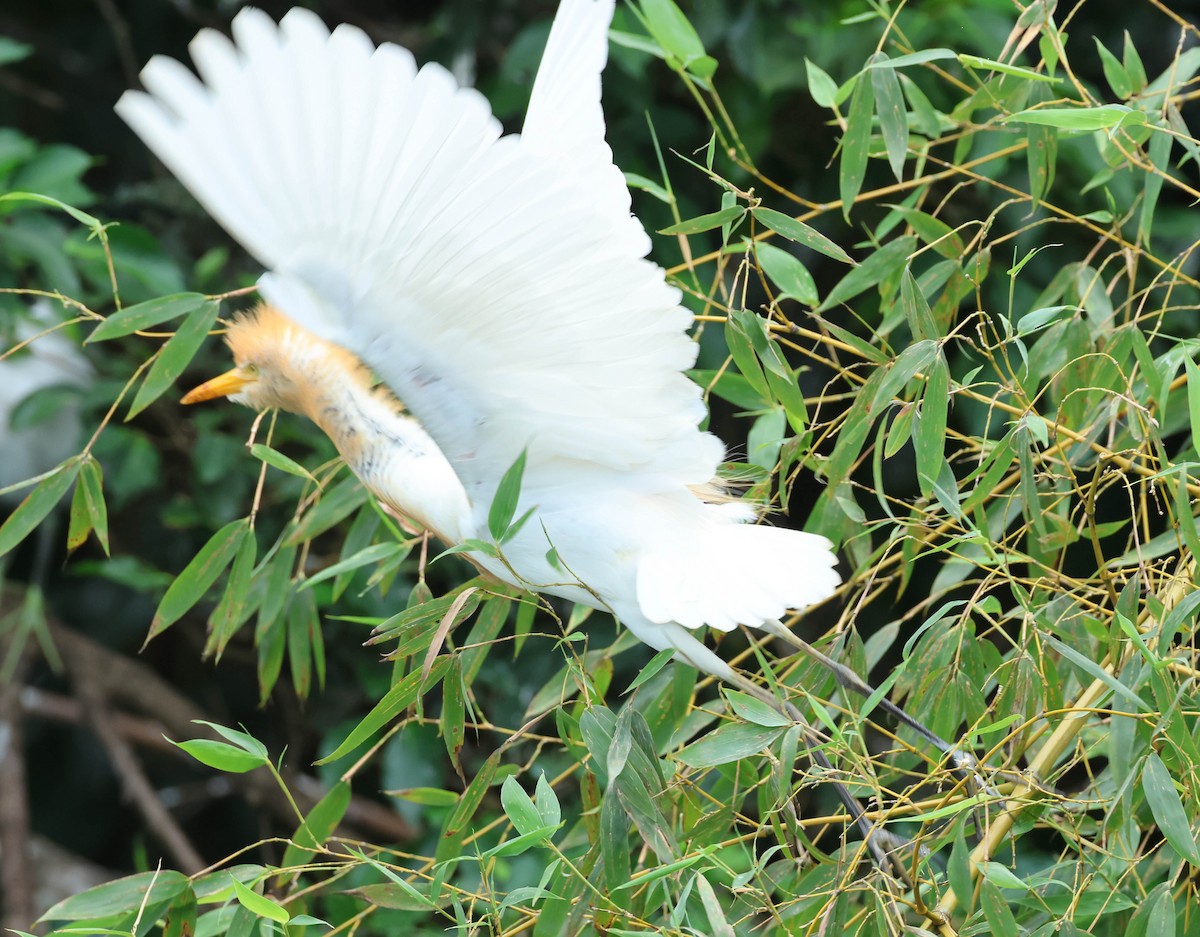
top-left (116, 2), bottom-right (723, 504)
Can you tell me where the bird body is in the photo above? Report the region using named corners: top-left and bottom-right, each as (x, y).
top-left (119, 0), bottom-right (841, 680)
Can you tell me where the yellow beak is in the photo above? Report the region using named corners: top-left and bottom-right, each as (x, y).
top-left (182, 368), bottom-right (254, 404)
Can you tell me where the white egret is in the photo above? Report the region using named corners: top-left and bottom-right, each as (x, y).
top-left (116, 0), bottom-right (842, 692)
top-left (117, 0), bottom-right (971, 861)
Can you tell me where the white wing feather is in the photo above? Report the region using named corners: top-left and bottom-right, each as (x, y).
top-left (117, 2), bottom-right (841, 644)
top-left (116, 3), bottom-right (721, 504)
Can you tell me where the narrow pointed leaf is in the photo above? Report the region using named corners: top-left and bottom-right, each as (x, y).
top-left (488, 449), bottom-right (527, 541)
top-left (1142, 752), bottom-right (1200, 865)
top-left (754, 208), bottom-right (853, 264)
top-left (87, 293), bottom-right (209, 342)
top-left (0, 459), bottom-right (80, 559)
top-left (128, 299), bottom-right (220, 418)
top-left (870, 52), bottom-right (908, 180)
top-left (839, 72), bottom-right (875, 218)
top-left (149, 518), bottom-right (249, 640)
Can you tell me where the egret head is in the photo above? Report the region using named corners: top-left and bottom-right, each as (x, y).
top-left (182, 305), bottom-right (358, 415)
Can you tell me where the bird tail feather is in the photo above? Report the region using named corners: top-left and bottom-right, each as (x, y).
top-left (635, 505), bottom-right (840, 635)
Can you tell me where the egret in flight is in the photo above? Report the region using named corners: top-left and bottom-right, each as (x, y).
top-left (116, 0), bottom-right (842, 691)
top-left (117, 0), bottom-right (969, 858)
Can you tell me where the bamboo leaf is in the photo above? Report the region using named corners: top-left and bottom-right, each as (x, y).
top-left (1139, 128), bottom-right (1171, 248)
top-left (754, 208), bottom-right (854, 264)
top-left (916, 352), bottom-right (949, 498)
top-left (1142, 752), bottom-right (1200, 865)
top-left (0, 459), bottom-right (80, 559)
top-left (39, 871), bottom-right (189, 922)
top-left (658, 206), bottom-right (743, 235)
top-left (87, 293), bottom-right (210, 343)
top-left (231, 879), bottom-right (289, 924)
top-left (171, 738), bottom-right (267, 774)
top-left (805, 58), bottom-right (838, 108)
top-left (816, 236), bottom-right (917, 313)
top-left (1007, 104), bottom-right (1146, 130)
top-left (839, 71), bottom-right (874, 219)
top-left (147, 518), bottom-right (249, 640)
top-left (675, 722), bottom-right (784, 768)
top-left (1094, 37), bottom-right (1132, 99)
top-left (756, 241), bottom-right (818, 305)
top-left (870, 52), bottom-right (908, 180)
top-left (128, 299), bottom-right (220, 418)
top-left (318, 656), bottom-right (452, 764)
top-left (488, 449), bottom-right (527, 542)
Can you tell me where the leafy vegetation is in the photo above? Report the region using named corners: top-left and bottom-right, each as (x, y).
top-left (3, 0), bottom-right (1200, 935)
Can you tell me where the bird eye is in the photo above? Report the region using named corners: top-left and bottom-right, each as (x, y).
top-left (242, 363), bottom-right (260, 377)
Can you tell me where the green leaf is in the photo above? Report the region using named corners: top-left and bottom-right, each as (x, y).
top-left (1141, 752), bottom-right (1200, 865)
top-left (1042, 634), bottom-right (1148, 712)
top-left (148, 518), bottom-right (249, 640)
top-left (196, 720), bottom-right (269, 758)
top-left (755, 208), bottom-right (853, 265)
top-left (886, 205), bottom-right (964, 259)
top-left (867, 48), bottom-right (958, 69)
top-left (318, 656), bottom-right (452, 764)
top-left (207, 523), bottom-right (257, 656)
top-left (980, 880), bottom-right (1021, 937)
top-left (1006, 104), bottom-right (1146, 131)
top-left (441, 656), bottom-right (466, 771)
top-left (805, 58), bottom-right (838, 108)
top-left (0, 458), bottom-right (81, 559)
top-left (756, 241), bottom-right (818, 305)
top-left (658, 205), bottom-right (743, 235)
top-left (501, 775), bottom-right (547, 839)
top-left (725, 690), bottom-right (791, 727)
top-left (839, 71), bottom-right (875, 219)
top-left (488, 449), bottom-right (527, 542)
top-left (86, 293), bottom-right (210, 343)
top-left (900, 73), bottom-right (943, 138)
top-left (816, 236), bottom-right (918, 313)
top-left (1139, 128), bottom-right (1171, 248)
top-left (285, 474), bottom-right (368, 545)
top-left (958, 54), bottom-right (1059, 82)
top-left (637, 0), bottom-right (706, 68)
top-left (162, 887), bottom-right (198, 937)
top-left (171, 738), bottom-right (268, 774)
top-left (388, 787), bottom-right (460, 806)
top-left (436, 748), bottom-right (501, 861)
top-left (1016, 305), bottom-right (1076, 335)
top-left (624, 171), bottom-right (671, 203)
top-left (1094, 37), bottom-right (1133, 99)
top-left (534, 772), bottom-right (561, 828)
top-left (1181, 358), bottom-right (1200, 457)
top-left (915, 352), bottom-right (949, 498)
top-left (675, 722), bottom-right (784, 768)
top-left (0, 190), bottom-right (101, 229)
top-left (79, 456), bottom-right (109, 554)
top-left (249, 443), bottom-right (318, 483)
top-left (900, 267), bottom-right (938, 341)
top-left (1123, 31), bottom-right (1148, 92)
top-left (979, 861), bottom-right (1028, 890)
top-left (300, 542), bottom-right (405, 590)
top-left (870, 52), bottom-right (908, 181)
top-left (231, 878), bottom-right (289, 924)
top-left (39, 870), bottom-right (189, 922)
top-left (346, 882), bottom-right (442, 911)
top-left (128, 299), bottom-right (220, 418)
